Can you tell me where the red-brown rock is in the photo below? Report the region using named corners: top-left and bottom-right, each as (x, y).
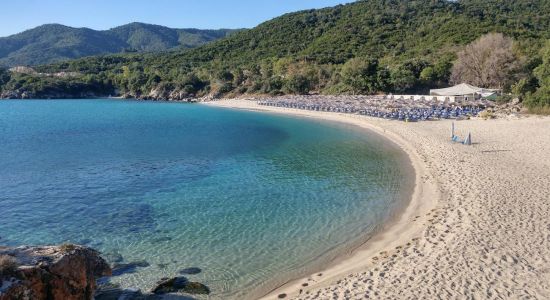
top-left (0, 245), bottom-right (111, 300)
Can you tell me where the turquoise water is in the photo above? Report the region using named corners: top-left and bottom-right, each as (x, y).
top-left (0, 99), bottom-right (410, 298)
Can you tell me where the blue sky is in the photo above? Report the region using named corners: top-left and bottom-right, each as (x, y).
top-left (0, 0), bottom-right (355, 37)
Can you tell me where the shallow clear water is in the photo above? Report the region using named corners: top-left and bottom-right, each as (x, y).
top-left (0, 99), bottom-right (410, 298)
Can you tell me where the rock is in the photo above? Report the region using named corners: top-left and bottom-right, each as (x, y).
top-left (95, 279), bottom-right (168, 300)
top-left (181, 282), bottom-right (210, 295)
top-left (179, 267), bottom-right (202, 275)
top-left (0, 244), bottom-right (111, 300)
top-left (151, 276), bottom-right (188, 294)
top-left (106, 204), bottom-right (156, 234)
top-left (111, 260), bottom-right (150, 276)
top-left (95, 286), bottom-right (145, 300)
top-left (94, 282), bottom-right (124, 300)
top-left (150, 277), bottom-right (209, 295)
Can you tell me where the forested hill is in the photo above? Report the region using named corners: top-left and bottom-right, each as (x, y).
top-left (1, 0), bottom-right (549, 109)
top-left (169, 0), bottom-right (549, 66)
top-left (0, 23), bottom-right (239, 66)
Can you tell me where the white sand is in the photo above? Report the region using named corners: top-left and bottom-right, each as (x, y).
top-left (205, 99), bottom-right (550, 299)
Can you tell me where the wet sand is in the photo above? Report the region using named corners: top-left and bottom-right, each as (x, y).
top-left (205, 98), bottom-right (550, 299)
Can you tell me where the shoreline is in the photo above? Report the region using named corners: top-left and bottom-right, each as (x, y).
top-left (203, 99), bottom-right (440, 299)
top-left (206, 98), bottom-right (550, 300)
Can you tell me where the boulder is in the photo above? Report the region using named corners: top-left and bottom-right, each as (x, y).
top-left (150, 277), bottom-right (210, 295)
top-left (151, 277), bottom-right (188, 294)
top-left (111, 261), bottom-right (150, 276)
top-left (0, 244), bottom-right (111, 300)
top-left (181, 282), bottom-right (210, 295)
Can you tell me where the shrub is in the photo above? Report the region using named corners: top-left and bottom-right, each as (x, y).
top-left (495, 94), bottom-right (514, 104)
top-left (0, 255), bottom-right (19, 276)
top-left (59, 243), bottom-right (77, 253)
top-left (478, 110), bottom-right (495, 119)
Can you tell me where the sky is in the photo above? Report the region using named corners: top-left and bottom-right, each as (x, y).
top-left (0, 0), bottom-right (355, 37)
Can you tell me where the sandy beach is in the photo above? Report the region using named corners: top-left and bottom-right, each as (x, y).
top-left (205, 98), bottom-right (550, 299)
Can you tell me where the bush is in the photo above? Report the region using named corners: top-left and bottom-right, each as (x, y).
top-left (340, 58), bottom-right (380, 94)
top-left (285, 74), bottom-right (311, 94)
top-left (495, 94), bottom-right (514, 104)
top-left (523, 40), bottom-right (550, 112)
top-left (218, 82), bottom-right (234, 94)
top-left (0, 255), bottom-right (19, 276)
top-left (511, 77), bottom-right (538, 98)
top-left (478, 110), bottom-right (495, 119)
top-left (59, 243), bottom-right (77, 253)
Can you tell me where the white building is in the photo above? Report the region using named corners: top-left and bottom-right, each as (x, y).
top-left (430, 83), bottom-right (500, 101)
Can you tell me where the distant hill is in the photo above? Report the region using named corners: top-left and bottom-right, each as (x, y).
top-left (1, 0), bottom-right (549, 109)
top-left (0, 23), bottom-right (240, 66)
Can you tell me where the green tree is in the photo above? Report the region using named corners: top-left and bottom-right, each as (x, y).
top-left (340, 58), bottom-right (380, 94)
top-left (0, 68), bottom-right (11, 91)
top-left (391, 66), bottom-right (417, 93)
top-left (511, 77), bottom-right (538, 98)
top-left (524, 40), bottom-right (550, 111)
top-left (433, 55), bottom-right (454, 83)
top-left (285, 74), bottom-right (311, 94)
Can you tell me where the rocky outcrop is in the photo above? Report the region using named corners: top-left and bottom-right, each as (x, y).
top-left (0, 89), bottom-right (107, 100)
top-left (0, 85), bottom-right (212, 101)
top-left (0, 82), bottom-right (215, 101)
top-left (121, 87), bottom-right (200, 102)
top-left (0, 244), bottom-right (111, 300)
top-left (493, 98), bottom-right (526, 115)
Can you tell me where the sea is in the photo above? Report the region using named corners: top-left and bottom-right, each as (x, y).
top-left (0, 99), bottom-right (411, 298)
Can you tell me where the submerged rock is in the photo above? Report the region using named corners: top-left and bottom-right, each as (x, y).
top-left (111, 260), bottom-right (150, 276)
top-left (95, 287), bottom-right (146, 300)
top-left (103, 251), bottom-right (124, 264)
top-left (104, 204), bottom-right (156, 234)
top-left (0, 244), bottom-right (111, 300)
top-left (151, 276), bottom-right (188, 294)
top-left (179, 267), bottom-right (202, 275)
top-left (181, 282), bottom-right (210, 295)
top-left (150, 277), bottom-right (210, 295)
top-left (95, 280), bottom-right (166, 300)
top-left (157, 263), bottom-right (169, 269)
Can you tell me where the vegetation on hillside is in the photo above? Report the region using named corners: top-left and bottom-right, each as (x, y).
top-left (0, 0), bottom-right (549, 111)
top-left (0, 23), bottom-right (239, 67)
top-left (522, 41), bottom-right (550, 113)
top-left (450, 33), bottom-right (522, 89)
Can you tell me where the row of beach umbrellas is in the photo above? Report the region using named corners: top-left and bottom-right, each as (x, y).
top-left (257, 96), bottom-right (491, 122)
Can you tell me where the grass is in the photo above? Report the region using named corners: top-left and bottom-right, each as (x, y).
top-left (527, 105), bottom-right (550, 115)
top-left (59, 243), bottom-right (78, 253)
top-left (0, 254), bottom-right (19, 276)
